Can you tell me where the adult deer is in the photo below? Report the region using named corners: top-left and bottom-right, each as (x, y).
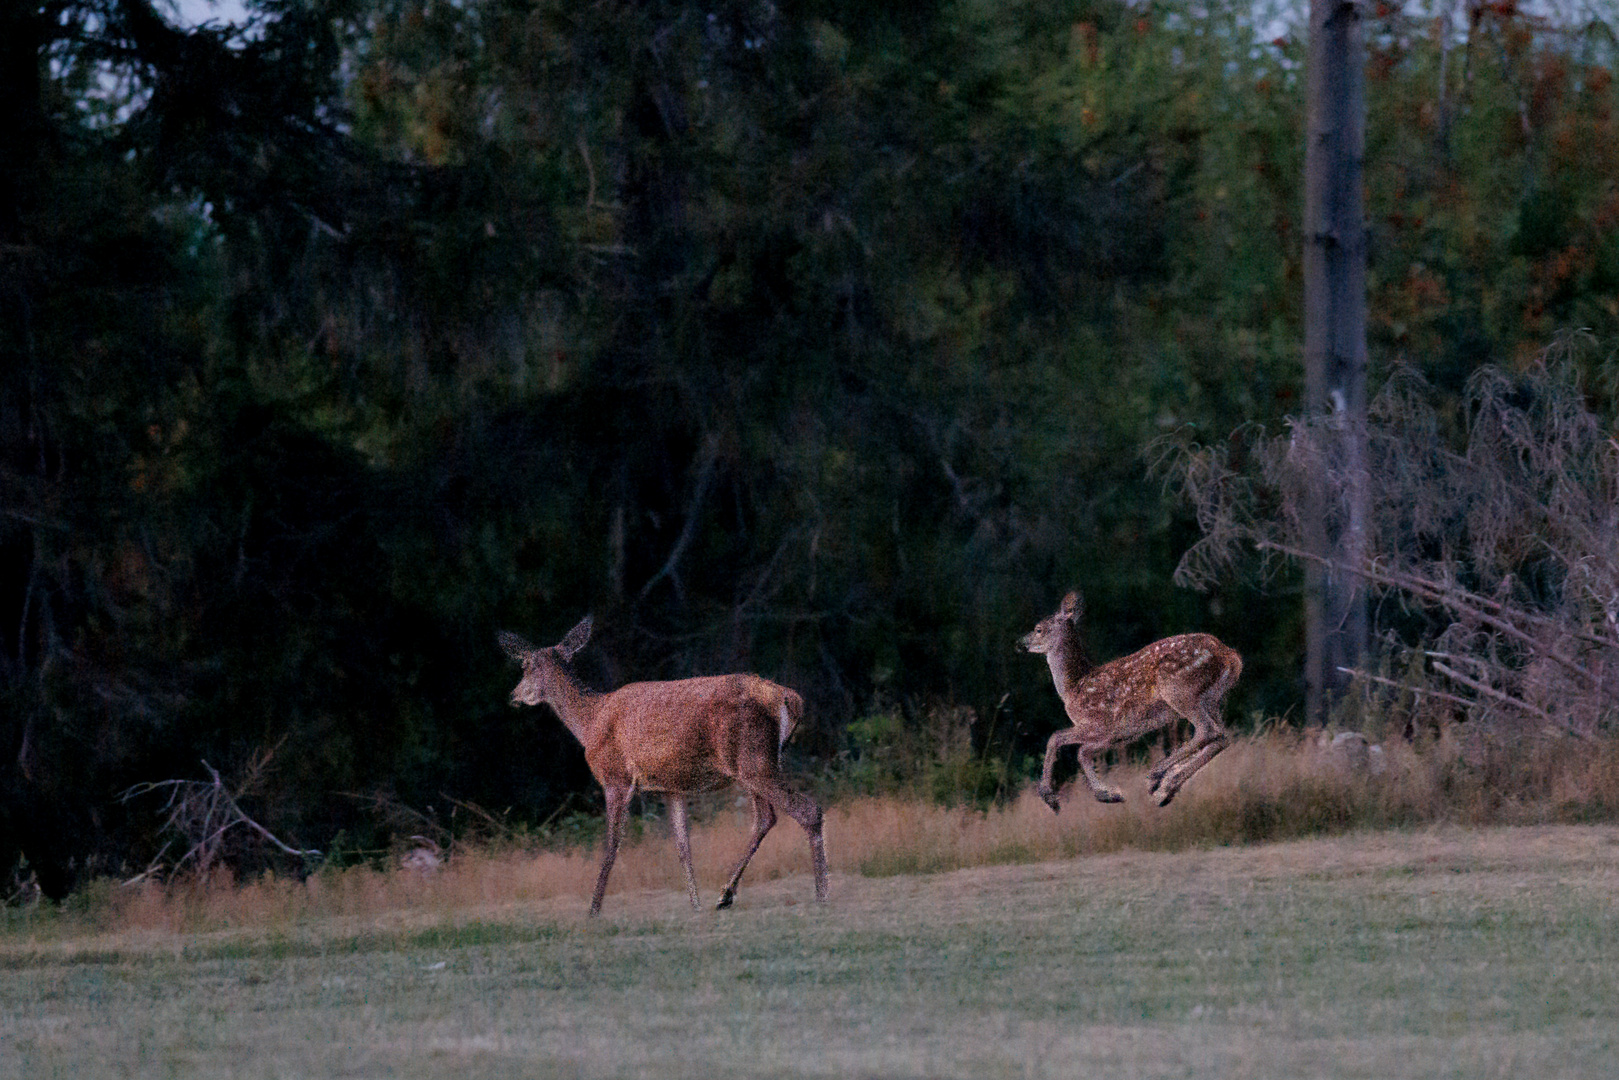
top-left (499, 617), bottom-right (829, 916)
top-left (1020, 591), bottom-right (1242, 811)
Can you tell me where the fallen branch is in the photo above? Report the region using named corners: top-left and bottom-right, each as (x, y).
top-left (340, 790), bottom-right (450, 846)
top-left (1259, 540), bottom-right (1602, 685)
top-left (1336, 667), bottom-right (1481, 713)
top-left (1340, 664), bottom-right (1594, 743)
top-left (120, 841), bottom-right (173, 887)
top-left (1428, 661), bottom-right (1592, 742)
top-left (123, 758), bottom-right (320, 876)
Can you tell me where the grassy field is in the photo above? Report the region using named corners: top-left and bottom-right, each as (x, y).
top-left (4, 822), bottom-right (1618, 1079)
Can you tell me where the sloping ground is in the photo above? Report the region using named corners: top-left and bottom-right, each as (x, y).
top-left (4, 824), bottom-right (1618, 1079)
top-left (24, 729), bottom-right (1619, 942)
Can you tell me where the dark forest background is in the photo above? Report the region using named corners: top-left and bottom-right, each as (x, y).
top-left (4, 0), bottom-right (1617, 896)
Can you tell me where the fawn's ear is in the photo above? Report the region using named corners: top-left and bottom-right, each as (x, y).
top-left (557, 615), bottom-right (593, 659)
top-left (498, 631), bottom-right (534, 661)
top-left (1059, 591), bottom-right (1083, 620)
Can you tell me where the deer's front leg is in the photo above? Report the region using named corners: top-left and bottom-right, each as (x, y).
top-left (1037, 727), bottom-right (1115, 813)
top-left (1074, 743), bottom-right (1125, 804)
top-left (589, 784), bottom-right (634, 917)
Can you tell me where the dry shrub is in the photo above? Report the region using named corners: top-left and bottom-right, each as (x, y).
top-left (1171, 348), bottom-right (1619, 741)
top-left (39, 727), bottom-right (1618, 936)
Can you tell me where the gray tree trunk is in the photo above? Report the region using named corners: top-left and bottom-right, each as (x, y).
top-left (1303, 0), bottom-right (1369, 726)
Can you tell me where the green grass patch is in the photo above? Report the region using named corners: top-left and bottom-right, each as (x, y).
top-left (4, 824), bottom-right (1618, 1079)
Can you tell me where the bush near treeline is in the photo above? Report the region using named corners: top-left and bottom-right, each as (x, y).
top-left (2, 0), bottom-right (1616, 896)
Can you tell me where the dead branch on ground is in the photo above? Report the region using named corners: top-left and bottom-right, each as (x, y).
top-left (122, 746), bottom-right (319, 879)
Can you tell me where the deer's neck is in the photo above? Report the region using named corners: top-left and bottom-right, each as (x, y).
top-left (1045, 629), bottom-right (1094, 699)
top-left (544, 665), bottom-right (606, 748)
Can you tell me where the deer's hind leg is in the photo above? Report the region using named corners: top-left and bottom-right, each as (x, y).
top-left (1146, 703), bottom-right (1202, 795)
top-left (1148, 724), bottom-right (1205, 797)
top-left (1149, 690), bottom-right (1230, 807)
top-left (723, 730), bottom-right (828, 907)
top-left (668, 795), bottom-right (700, 911)
top-left (1156, 734), bottom-right (1229, 806)
top-left (750, 778), bottom-right (829, 905)
top-left (767, 782), bottom-right (829, 904)
top-left (717, 794), bottom-right (777, 910)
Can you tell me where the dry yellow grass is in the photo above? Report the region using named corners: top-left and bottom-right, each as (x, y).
top-left (21, 727), bottom-right (1619, 936)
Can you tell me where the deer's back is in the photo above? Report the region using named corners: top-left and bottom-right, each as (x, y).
top-left (1064, 633), bottom-right (1240, 736)
top-left (592, 674), bottom-right (796, 792)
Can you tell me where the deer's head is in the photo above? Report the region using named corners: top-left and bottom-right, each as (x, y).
top-left (1019, 591), bottom-right (1082, 654)
top-left (499, 616), bottom-right (593, 706)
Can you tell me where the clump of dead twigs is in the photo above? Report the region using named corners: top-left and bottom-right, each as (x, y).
top-left (120, 744), bottom-right (320, 883)
top-left (1168, 339), bottom-right (1619, 744)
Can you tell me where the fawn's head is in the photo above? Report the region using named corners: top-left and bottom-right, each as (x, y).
top-left (1019, 591), bottom-right (1082, 654)
top-left (499, 615), bottom-right (593, 706)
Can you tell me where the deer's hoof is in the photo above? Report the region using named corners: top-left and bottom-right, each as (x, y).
top-left (1096, 789), bottom-right (1125, 804)
top-left (1038, 787), bottom-right (1061, 814)
top-left (715, 891), bottom-right (736, 911)
top-left (1155, 787), bottom-right (1178, 808)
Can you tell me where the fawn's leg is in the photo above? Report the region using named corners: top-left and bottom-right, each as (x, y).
top-left (1155, 731), bottom-right (1229, 806)
top-left (1037, 728), bottom-right (1085, 812)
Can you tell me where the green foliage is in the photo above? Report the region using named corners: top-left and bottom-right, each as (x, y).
top-left (833, 701), bottom-right (1010, 805)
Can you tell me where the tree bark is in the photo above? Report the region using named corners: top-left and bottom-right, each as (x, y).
top-left (1303, 0), bottom-right (1369, 726)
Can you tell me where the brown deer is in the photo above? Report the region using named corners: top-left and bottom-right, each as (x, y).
top-left (499, 616), bottom-right (828, 915)
top-left (1020, 591), bottom-right (1241, 811)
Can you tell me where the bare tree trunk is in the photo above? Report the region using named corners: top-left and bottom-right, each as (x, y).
top-left (1303, 0), bottom-right (1369, 726)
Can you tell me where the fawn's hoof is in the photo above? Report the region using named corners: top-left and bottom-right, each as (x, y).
top-left (1155, 786), bottom-right (1178, 807)
top-left (1038, 787), bottom-right (1061, 814)
top-left (1095, 789), bottom-right (1125, 804)
top-left (715, 890), bottom-right (736, 911)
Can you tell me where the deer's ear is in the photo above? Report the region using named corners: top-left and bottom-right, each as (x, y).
top-left (498, 631), bottom-right (534, 661)
top-left (557, 615), bottom-right (593, 659)
top-left (1060, 591), bottom-right (1083, 620)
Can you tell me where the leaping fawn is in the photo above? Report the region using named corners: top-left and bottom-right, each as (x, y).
top-left (1020, 591), bottom-right (1241, 811)
top-left (500, 616), bottom-right (829, 915)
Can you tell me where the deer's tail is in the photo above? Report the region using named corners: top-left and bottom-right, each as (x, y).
top-left (1212, 648), bottom-right (1243, 702)
top-left (778, 688), bottom-right (804, 750)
